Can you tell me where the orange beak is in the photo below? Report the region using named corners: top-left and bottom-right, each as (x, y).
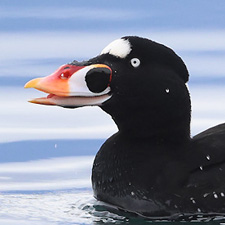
top-left (24, 64), bottom-right (112, 107)
top-left (24, 64), bottom-right (84, 96)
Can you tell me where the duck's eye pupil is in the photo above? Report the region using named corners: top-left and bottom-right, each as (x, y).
top-left (130, 58), bottom-right (140, 68)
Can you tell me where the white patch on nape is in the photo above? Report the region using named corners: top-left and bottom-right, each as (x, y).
top-left (100, 38), bottom-right (132, 58)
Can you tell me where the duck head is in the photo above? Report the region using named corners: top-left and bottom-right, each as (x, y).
top-left (25, 36), bottom-right (191, 140)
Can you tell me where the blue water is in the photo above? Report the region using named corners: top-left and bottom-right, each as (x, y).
top-left (1, 0), bottom-right (225, 224)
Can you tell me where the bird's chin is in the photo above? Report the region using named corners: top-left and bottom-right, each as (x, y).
top-left (29, 93), bottom-right (112, 108)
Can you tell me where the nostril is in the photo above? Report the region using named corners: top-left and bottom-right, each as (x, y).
top-left (59, 71), bottom-right (71, 80)
top-left (60, 73), bottom-right (67, 79)
top-left (85, 67), bottom-right (111, 93)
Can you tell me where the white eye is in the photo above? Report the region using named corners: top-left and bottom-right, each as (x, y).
top-left (130, 58), bottom-right (140, 68)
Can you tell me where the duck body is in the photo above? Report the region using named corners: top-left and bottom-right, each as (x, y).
top-left (92, 124), bottom-right (225, 218)
top-left (25, 36), bottom-right (225, 219)
top-left (92, 132), bottom-right (189, 218)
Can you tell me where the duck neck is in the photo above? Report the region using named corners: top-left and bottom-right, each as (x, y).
top-left (115, 109), bottom-right (190, 143)
top-left (102, 95), bottom-right (191, 144)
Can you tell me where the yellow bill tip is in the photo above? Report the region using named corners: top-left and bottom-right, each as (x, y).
top-left (24, 78), bottom-right (42, 88)
top-left (28, 99), bottom-right (39, 104)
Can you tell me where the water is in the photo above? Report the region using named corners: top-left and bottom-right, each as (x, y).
top-left (1, 0), bottom-right (225, 224)
top-left (0, 191), bottom-right (131, 224)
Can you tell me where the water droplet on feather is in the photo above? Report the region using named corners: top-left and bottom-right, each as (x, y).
top-left (203, 193), bottom-right (210, 198)
top-left (214, 193), bottom-right (218, 199)
top-left (190, 197), bottom-right (196, 204)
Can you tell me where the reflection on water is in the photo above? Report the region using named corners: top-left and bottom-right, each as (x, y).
top-left (0, 191), bottom-right (144, 224)
top-left (1, 191), bottom-right (225, 225)
top-left (0, 191), bottom-right (95, 224)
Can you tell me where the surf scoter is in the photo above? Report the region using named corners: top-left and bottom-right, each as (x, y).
top-left (25, 36), bottom-right (225, 219)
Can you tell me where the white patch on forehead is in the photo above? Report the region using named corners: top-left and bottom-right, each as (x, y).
top-left (100, 38), bottom-right (132, 58)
